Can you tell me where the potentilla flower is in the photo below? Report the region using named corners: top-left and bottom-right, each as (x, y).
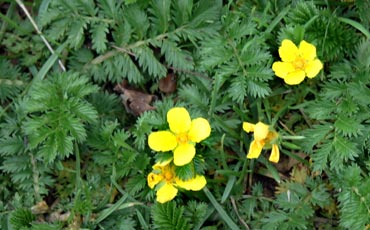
top-left (147, 162), bottom-right (207, 203)
top-left (148, 107), bottom-right (211, 166)
top-left (272, 39), bottom-right (323, 85)
top-left (243, 121), bottom-right (280, 163)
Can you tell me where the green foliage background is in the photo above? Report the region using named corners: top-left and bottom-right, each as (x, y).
top-left (0, 0), bottom-right (369, 229)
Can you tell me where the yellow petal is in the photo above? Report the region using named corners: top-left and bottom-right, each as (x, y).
top-left (253, 122), bottom-right (270, 141)
top-left (148, 131), bottom-right (177, 152)
top-left (247, 140), bottom-right (263, 159)
top-left (279, 39), bottom-right (299, 62)
top-left (272, 61), bottom-right (295, 78)
top-left (173, 143), bottom-right (196, 166)
top-left (299, 40), bottom-right (317, 61)
top-left (147, 172), bottom-right (163, 189)
top-left (242, 122), bottom-right (255, 133)
top-left (305, 59), bottom-right (323, 78)
top-left (284, 70), bottom-right (306, 85)
top-left (156, 183), bottom-right (178, 203)
top-left (167, 107), bottom-right (191, 134)
top-left (269, 144), bottom-right (280, 163)
top-left (176, 175), bottom-right (207, 191)
top-left (188, 118), bottom-right (211, 143)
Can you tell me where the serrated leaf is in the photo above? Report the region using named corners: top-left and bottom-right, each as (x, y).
top-left (175, 163), bottom-right (195, 181)
top-left (246, 80), bottom-right (271, 98)
top-left (160, 40), bottom-right (194, 70)
top-left (125, 5), bottom-right (149, 39)
top-left (133, 46), bottom-right (167, 78)
top-left (152, 202), bottom-right (190, 230)
top-left (228, 75), bottom-right (247, 104)
top-left (332, 136), bottom-right (359, 163)
top-left (91, 22), bottom-right (109, 53)
top-left (150, 0), bottom-right (171, 33)
top-left (0, 136), bottom-right (25, 156)
top-left (312, 142), bottom-right (332, 172)
top-left (178, 84), bottom-right (209, 109)
top-left (113, 54), bottom-right (144, 84)
top-left (334, 115), bottom-right (364, 137)
top-left (299, 124), bottom-right (333, 153)
top-left (68, 20), bottom-right (87, 49)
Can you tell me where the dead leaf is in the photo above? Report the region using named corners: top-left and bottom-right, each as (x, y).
top-left (48, 210), bottom-right (71, 222)
top-left (159, 73), bottom-right (177, 93)
top-left (114, 81), bottom-right (156, 116)
top-left (290, 163), bottom-right (309, 184)
top-left (31, 200), bottom-right (49, 214)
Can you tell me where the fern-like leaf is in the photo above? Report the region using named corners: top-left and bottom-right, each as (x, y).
top-left (91, 22), bottom-right (109, 53)
top-left (9, 209), bottom-right (35, 230)
top-left (152, 202), bottom-right (190, 230)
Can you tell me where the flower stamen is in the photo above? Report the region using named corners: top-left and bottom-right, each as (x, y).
top-left (293, 57), bottom-right (306, 69)
top-left (176, 133), bottom-right (189, 145)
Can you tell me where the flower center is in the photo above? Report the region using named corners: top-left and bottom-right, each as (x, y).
top-left (164, 171), bottom-right (173, 181)
top-left (176, 133), bottom-right (189, 145)
top-left (293, 57), bottom-right (306, 70)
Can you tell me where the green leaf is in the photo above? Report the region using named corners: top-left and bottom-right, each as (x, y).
top-left (133, 46), bottom-right (167, 78)
top-left (68, 19), bottom-right (87, 49)
top-left (124, 5), bottom-right (149, 40)
top-left (91, 22), bottom-right (109, 53)
top-left (299, 124), bottom-right (333, 153)
top-left (311, 142), bottom-right (332, 172)
top-left (152, 202), bottom-right (191, 230)
top-left (113, 53), bottom-right (144, 84)
top-left (0, 135), bottom-right (24, 156)
top-left (334, 115), bottom-right (364, 137)
top-left (332, 136), bottom-right (359, 166)
top-left (160, 40), bottom-right (194, 70)
top-left (10, 209), bottom-right (35, 230)
top-left (150, 0), bottom-right (171, 33)
top-left (175, 163), bottom-right (195, 181)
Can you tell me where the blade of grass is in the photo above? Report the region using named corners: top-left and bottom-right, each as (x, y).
top-left (221, 161), bottom-right (241, 203)
top-left (264, 5), bottom-right (290, 34)
top-left (338, 17), bottom-right (370, 40)
top-left (34, 42), bottom-right (67, 81)
top-left (0, 2), bottom-right (27, 42)
top-left (203, 186), bottom-right (240, 230)
top-left (136, 209), bottom-right (149, 230)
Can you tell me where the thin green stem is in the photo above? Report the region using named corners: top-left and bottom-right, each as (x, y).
top-left (29, 151), bottom-right (41, 201)
top-left (75, 142), bottom-right (81, 190)
top-left (88, 26), bottom-right (187, 66)
top-left (220, 134), bottom-right (229, 170)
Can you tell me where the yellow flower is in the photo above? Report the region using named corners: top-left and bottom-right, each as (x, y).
top-left (272, 39), bottom-right (323, 85)
top-left (243, 121), bottom-right (280, 163)
top-left (147, 162), bottom-right (207, 203)
top-left (148, 107), bottom-right (211, 166)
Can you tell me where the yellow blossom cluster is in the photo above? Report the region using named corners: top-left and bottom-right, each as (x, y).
top-left (147, 107), bottom-right (210, 203)
top-left (147, 39), bottom-right (321, 203)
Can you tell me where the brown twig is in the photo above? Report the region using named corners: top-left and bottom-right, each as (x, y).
top-left (230, 196), bottom-right (250, 230)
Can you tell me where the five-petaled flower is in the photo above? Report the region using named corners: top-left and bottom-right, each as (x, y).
top-left (243, 121), bottom-right (280, 163)
top-left (148, 107), bottom-right (211, 166)
top-left (272, 39), bottom-right (323, 85)
top-left (147, 161), bottom-right (207, 203)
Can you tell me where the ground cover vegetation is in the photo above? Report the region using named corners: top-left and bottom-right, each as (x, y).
top-left (0, 0), bottom-right (369, 229)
